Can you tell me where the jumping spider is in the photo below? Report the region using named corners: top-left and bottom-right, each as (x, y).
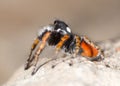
top-left (24, 20), bottom-right (104, 75)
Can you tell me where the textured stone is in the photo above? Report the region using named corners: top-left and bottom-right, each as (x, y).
top-left (3, 38), bottom-right (120, 86)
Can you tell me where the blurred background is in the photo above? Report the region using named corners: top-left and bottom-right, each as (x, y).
top-left (0, 0), bottom-right (120, 85)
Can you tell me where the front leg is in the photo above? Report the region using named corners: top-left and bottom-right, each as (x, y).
top-left (25, 32), bottom-right (51, 74)
top-left (25, 37), bottom-right (40, 70)
top-left (31, 32), bottom-right (51, 75)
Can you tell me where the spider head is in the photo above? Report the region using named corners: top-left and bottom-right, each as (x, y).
top-left (54, 20), bottom-right (72, 35)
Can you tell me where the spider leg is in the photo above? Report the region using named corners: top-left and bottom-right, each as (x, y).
top-left (25, 37), bottom-right (40, 70)
top-left (59, 36), bottom-right (81, 66)
top-left (29, 38), bottom-right (40, 61)
top-left (44, 34), bottom-right (70, 68)
top-left (73, 35), bottom-right (81, 57)
top-left (56, 34), bottom-right (69, 52)
top-left (49, 34), bottom-right (70, 68)
top-left (31, 32), bottom-right (51, 75)
top-left (31, 34), bottom-right (70, 71)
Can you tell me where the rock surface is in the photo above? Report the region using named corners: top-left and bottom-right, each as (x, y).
top-left (3, 38), bottom-right (120, 86)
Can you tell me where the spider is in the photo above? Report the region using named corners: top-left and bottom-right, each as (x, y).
top-left (24, 20), bottom-right (104, 75)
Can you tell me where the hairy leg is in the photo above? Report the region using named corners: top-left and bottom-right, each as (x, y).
top-left (56, 34), bottom-right (69, 52)
top-left (25, 37), bottom-right (39, 70)
top-left (73, 35), bottom-right (81, 57)
top-left (30, 32), bottom-right (51, 75)
top-left (25, 32), bottom-right (51, 75)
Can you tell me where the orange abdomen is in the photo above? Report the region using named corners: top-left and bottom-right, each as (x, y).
top-left (81, 41), bottom-right (98, 58)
